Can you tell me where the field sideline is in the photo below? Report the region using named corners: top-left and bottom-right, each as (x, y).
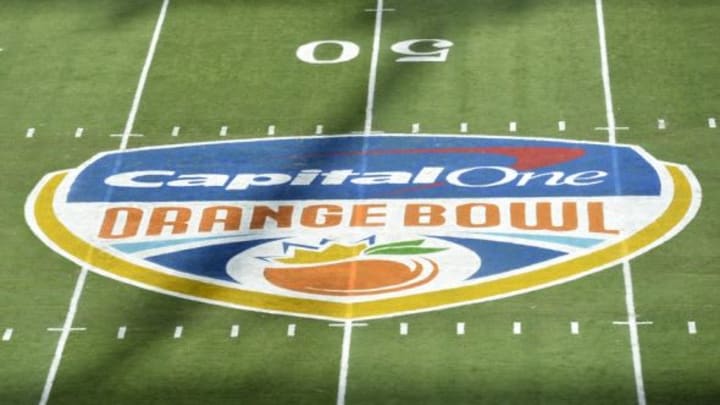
top-left (1, 1), bottom-right (718, 404)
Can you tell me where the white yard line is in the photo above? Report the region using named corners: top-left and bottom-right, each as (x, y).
top-left (336, 321), bottom-right (354, 405)
top-left (39, 1), bottom-right (170, 404)
top-left (39, 268), bottom-right (88, 405)
top-left (335, 3), bottom-right (387, 403)
top-left (363, 0), bottom-right (386, 134)
top-left (622, 261), bottom-right (647, 405)
top-left (119, 0), bottom-right (170, 149)
top-left (595, 0), bottom-right (618, 145)
top-left (595, 2), bottom-right (646, 404)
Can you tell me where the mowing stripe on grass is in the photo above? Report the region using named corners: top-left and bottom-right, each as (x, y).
top-left (595, 2), bottom-right (646, 404)
top-left (39, 1), bottom-right (171, 404)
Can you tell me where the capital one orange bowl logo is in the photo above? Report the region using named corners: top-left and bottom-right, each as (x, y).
top-left (26, 135), bottom-right (701, 320)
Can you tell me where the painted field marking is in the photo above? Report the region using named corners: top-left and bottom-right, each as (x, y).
top-left (40, 2), bottom-right (170, 405)
top-left (171, 126), bottom-right (180, 137)
top-left (460, 122), bottom-right (468, 133)
top-left (399, 322), bottom-right (408, 336)
top-left (287, 324), bottom-right (296, 337)
top-left (47, 327), bottom-right (86, 332)
top-left (594, 126), bottom-right (629, 132)
top-left (173, 326), bottom-right (183, 339)
top-left (362, 0), bottom-right (389, 134)
top-left (110, 133), bottom-right (142, 138)
top-left (330, 323), bottom-right (368, 328)
top-left (613, 321), bottom-right (653, 326)
top-left (658, 119), bottom-right (666, 130)
top-left (117, 326), bottom-right (127, 340)
top-left (411, 123), bottom-right (420, 133)
top-left (456, 322), bottom-right (465, 336)
top-left (513, 321), bottom-right (522, 335)
top-left (39, 268), bottom-right (89, 405)
top-left (230, 324), bottom-right (240, 338)
top-left (316, 124), bottom-right (324, 135)
top-left (558, 120), bottom-right (566, 132)
top-left (709, 118), bottom-right (717, 128)
top-left (2, 328), bottom-right (13, 342)
top-left (688, 321), bottom-right (697, 335)
top-left (571, 321), bottom-right (580, 335)
top-left (26, 128), bottom-right (35, 138)
top-left (219, 125), bottom-right (228, 137)
top-left (267, 125), bottom-right (276, 136)
top-left (596, 2), bottom-right (646, 403)
top-left (74, 128), bottom-right (84, 138)
top-left (509, 121), bottom-right (517, 132)
top-left (333, 321), bottom-right (368, 405)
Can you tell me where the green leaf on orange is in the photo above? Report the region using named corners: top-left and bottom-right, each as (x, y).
top-left (364, 239), bottom-right (425, 255)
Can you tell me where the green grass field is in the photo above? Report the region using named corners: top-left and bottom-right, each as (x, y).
top-left (1, 0), bottom-right (718, 404)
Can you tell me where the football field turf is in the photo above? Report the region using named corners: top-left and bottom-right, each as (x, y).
top-left (1, 0), bottom-right (718, 404)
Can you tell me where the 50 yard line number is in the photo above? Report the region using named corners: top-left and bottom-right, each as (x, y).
top-left (296, 38), bottom-right (454, 64)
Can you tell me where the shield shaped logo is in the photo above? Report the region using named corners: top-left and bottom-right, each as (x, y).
top-left (26, 135), bottom-right (701, 320)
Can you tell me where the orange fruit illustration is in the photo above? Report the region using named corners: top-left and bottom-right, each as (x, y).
top-left (264, 258), bottom-right (438, 296)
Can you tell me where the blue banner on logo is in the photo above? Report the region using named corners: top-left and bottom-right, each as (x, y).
top-left (67, 136), bottom-right (661, 202)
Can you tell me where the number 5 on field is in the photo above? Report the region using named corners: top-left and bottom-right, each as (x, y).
top-left (296, 39), bottom-right (454, 64)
